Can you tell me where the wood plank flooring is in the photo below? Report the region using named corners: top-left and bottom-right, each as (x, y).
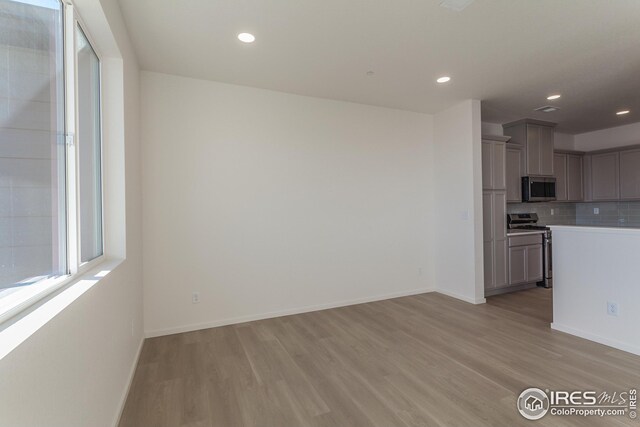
top-left (119, 290), bottom-right (640, 426)
top-left (486, 287), bottom-right (553, 324)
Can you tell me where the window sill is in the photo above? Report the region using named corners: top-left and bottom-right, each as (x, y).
top-left (0, 257), bottom-right (124, 361)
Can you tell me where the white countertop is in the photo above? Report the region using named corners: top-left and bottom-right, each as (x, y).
top-left (549, 225), bottom-right (640, 235)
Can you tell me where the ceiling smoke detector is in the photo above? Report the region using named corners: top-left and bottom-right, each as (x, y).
top-left (534, 105), bottom-right (560, 113)
top-left (439, 0), bottom-right (475, 11)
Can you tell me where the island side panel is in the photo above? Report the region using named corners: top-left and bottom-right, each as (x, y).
top-left (551, 226), bottom-right (640, 356)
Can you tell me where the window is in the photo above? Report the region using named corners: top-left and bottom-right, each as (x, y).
top-left (0, 0), bottom-right (103, 322)
top-left (76, 25), bottom-right (102, 263)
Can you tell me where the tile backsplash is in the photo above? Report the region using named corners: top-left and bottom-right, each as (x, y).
top-left (507, 203), bottom-right (576, 226)
top-left (575, 202), bottom-right (640, 227)
top-left (507, 201), bottom-right (640, 228)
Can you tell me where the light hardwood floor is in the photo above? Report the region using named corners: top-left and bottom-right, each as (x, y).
top-left (119, 289), bottom-right (640, 426)
top-left (486, 287), bottom-right (553, 324)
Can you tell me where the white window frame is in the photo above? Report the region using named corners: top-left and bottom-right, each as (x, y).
top-left (65, 3), bottom-right (106, 275)
top-left (0, 0), bottom-right (106, 325)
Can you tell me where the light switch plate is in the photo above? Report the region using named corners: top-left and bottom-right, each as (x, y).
top-left (594, 208), bottom-right (600, 215)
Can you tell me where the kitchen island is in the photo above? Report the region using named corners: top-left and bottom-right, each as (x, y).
top-left (550, 225), bottom-right (640, 355)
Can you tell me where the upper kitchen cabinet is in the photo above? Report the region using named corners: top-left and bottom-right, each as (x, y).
top-left (584, 146), bottom-right (640, 202)
top-left (538, 126), bottom-right (555, 176)
top-left (619, 149), bottom-right (640, 200)
top-left (554, 153), bottom-right (567, 201)
top-left (566, 154), bottom-right (584, 201)
top-left (481, 135), bottom-right (510, 191)
top-left (554, 151), bottom-right (584, 202)
top-left (587, 152), bottom-right (620, 201)
top-left (506, 147), bottom-right (523, 203)
top-left (503, 119), bottom-right (556, 177)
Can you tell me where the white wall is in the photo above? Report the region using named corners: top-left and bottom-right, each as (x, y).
top-left (574, 121), bottom-right (640, 151)
top-left (0, 0), bottom-right (143, 426)
top-left (141, 72), bottom-right (435, 336)
top-left (551, 226), bottom-right (640, 356)
top-left (482, 121), bottom-right (575, 150)
top-left (554, 132), bottom-right (575, 151)
top-left (434, 100), bottom-right (485, 304)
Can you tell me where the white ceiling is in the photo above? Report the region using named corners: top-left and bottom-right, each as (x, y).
top-left (119, 0), bottom-right (640, 134)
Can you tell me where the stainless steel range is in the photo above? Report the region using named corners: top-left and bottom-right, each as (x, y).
top-left (507, 213), bottom-right (553, 288)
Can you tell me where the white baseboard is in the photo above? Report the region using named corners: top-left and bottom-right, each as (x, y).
top-left (145, 287), bottom-right (434, 338)
top-left (551, 322), bottom-right (640, 356)
top-left (434, 288), bottom-right (486, 305)
top-left (113, 337), bottom-right (145, 427)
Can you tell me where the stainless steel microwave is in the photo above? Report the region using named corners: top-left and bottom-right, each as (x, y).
top-left (522, 176), bottom-right (556, 202)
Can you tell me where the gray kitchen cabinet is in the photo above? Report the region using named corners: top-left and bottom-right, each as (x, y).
top-left (506, 147), bottom-right (523, 203)
top-left (619, 149), bottom-right (640, 200)
top-left (526, 125), bottom-right (541, 176)
top-left (507, 234), bottom-right (543, 286)
top-left (493, 192), bottom-right (508, 289)
top-left (566, 154), bottom-right (584, 201)
top-left (539, 126), bottom-right (555, 176)
top-left (482, 139), bottom-right (506, 191)
top-left (503, 119), bottom-right (556, 177)
top-left (508, 246), bottom-right (527, 285)
top-left (508, 234), bottom-right (541, 247)
top-left (482, 142), bottom-right (492, 189)
top-left (483, 191), bottom-right (507, 291)
top-left (493, 193), bottom-right (507, 241)
top-left (554, 153), bottom-right (567, 201)
top-left (554, 152), bottom-right (584, 202)
top-left (482, 135), bottom-right (510, 294)
top-left (483, 192), bottom-right (492, 241)
top-left (590, 152), bottom-right (620, 201)
top-left (494, 237), bottom-right (508, 289)
top-left (582, 154), bottom-right (593, 202)
top-left (526, 245), bottom-right (543, 282)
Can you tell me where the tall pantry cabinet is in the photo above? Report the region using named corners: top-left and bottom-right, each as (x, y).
top-left (482, 135), bottom-right (510, 295)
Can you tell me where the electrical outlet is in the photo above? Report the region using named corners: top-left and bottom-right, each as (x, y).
top-left (607, 301), bottom-right (619, 316)
top-left (550, 208), bottom-right (555, 216)
top-left (594, 207), bottom-right (600, 215)
top-left (192, 292), bottom-right (200, 304)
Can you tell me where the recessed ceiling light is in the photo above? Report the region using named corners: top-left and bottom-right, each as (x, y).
top-left (437, 76), bottom-right (451, 84)
top-left (237, 33), bottom-right (255, 43)
top-left (616, 110), bottom-right (630, 115)
top-left (547, 94), bottom-right (561, 100)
